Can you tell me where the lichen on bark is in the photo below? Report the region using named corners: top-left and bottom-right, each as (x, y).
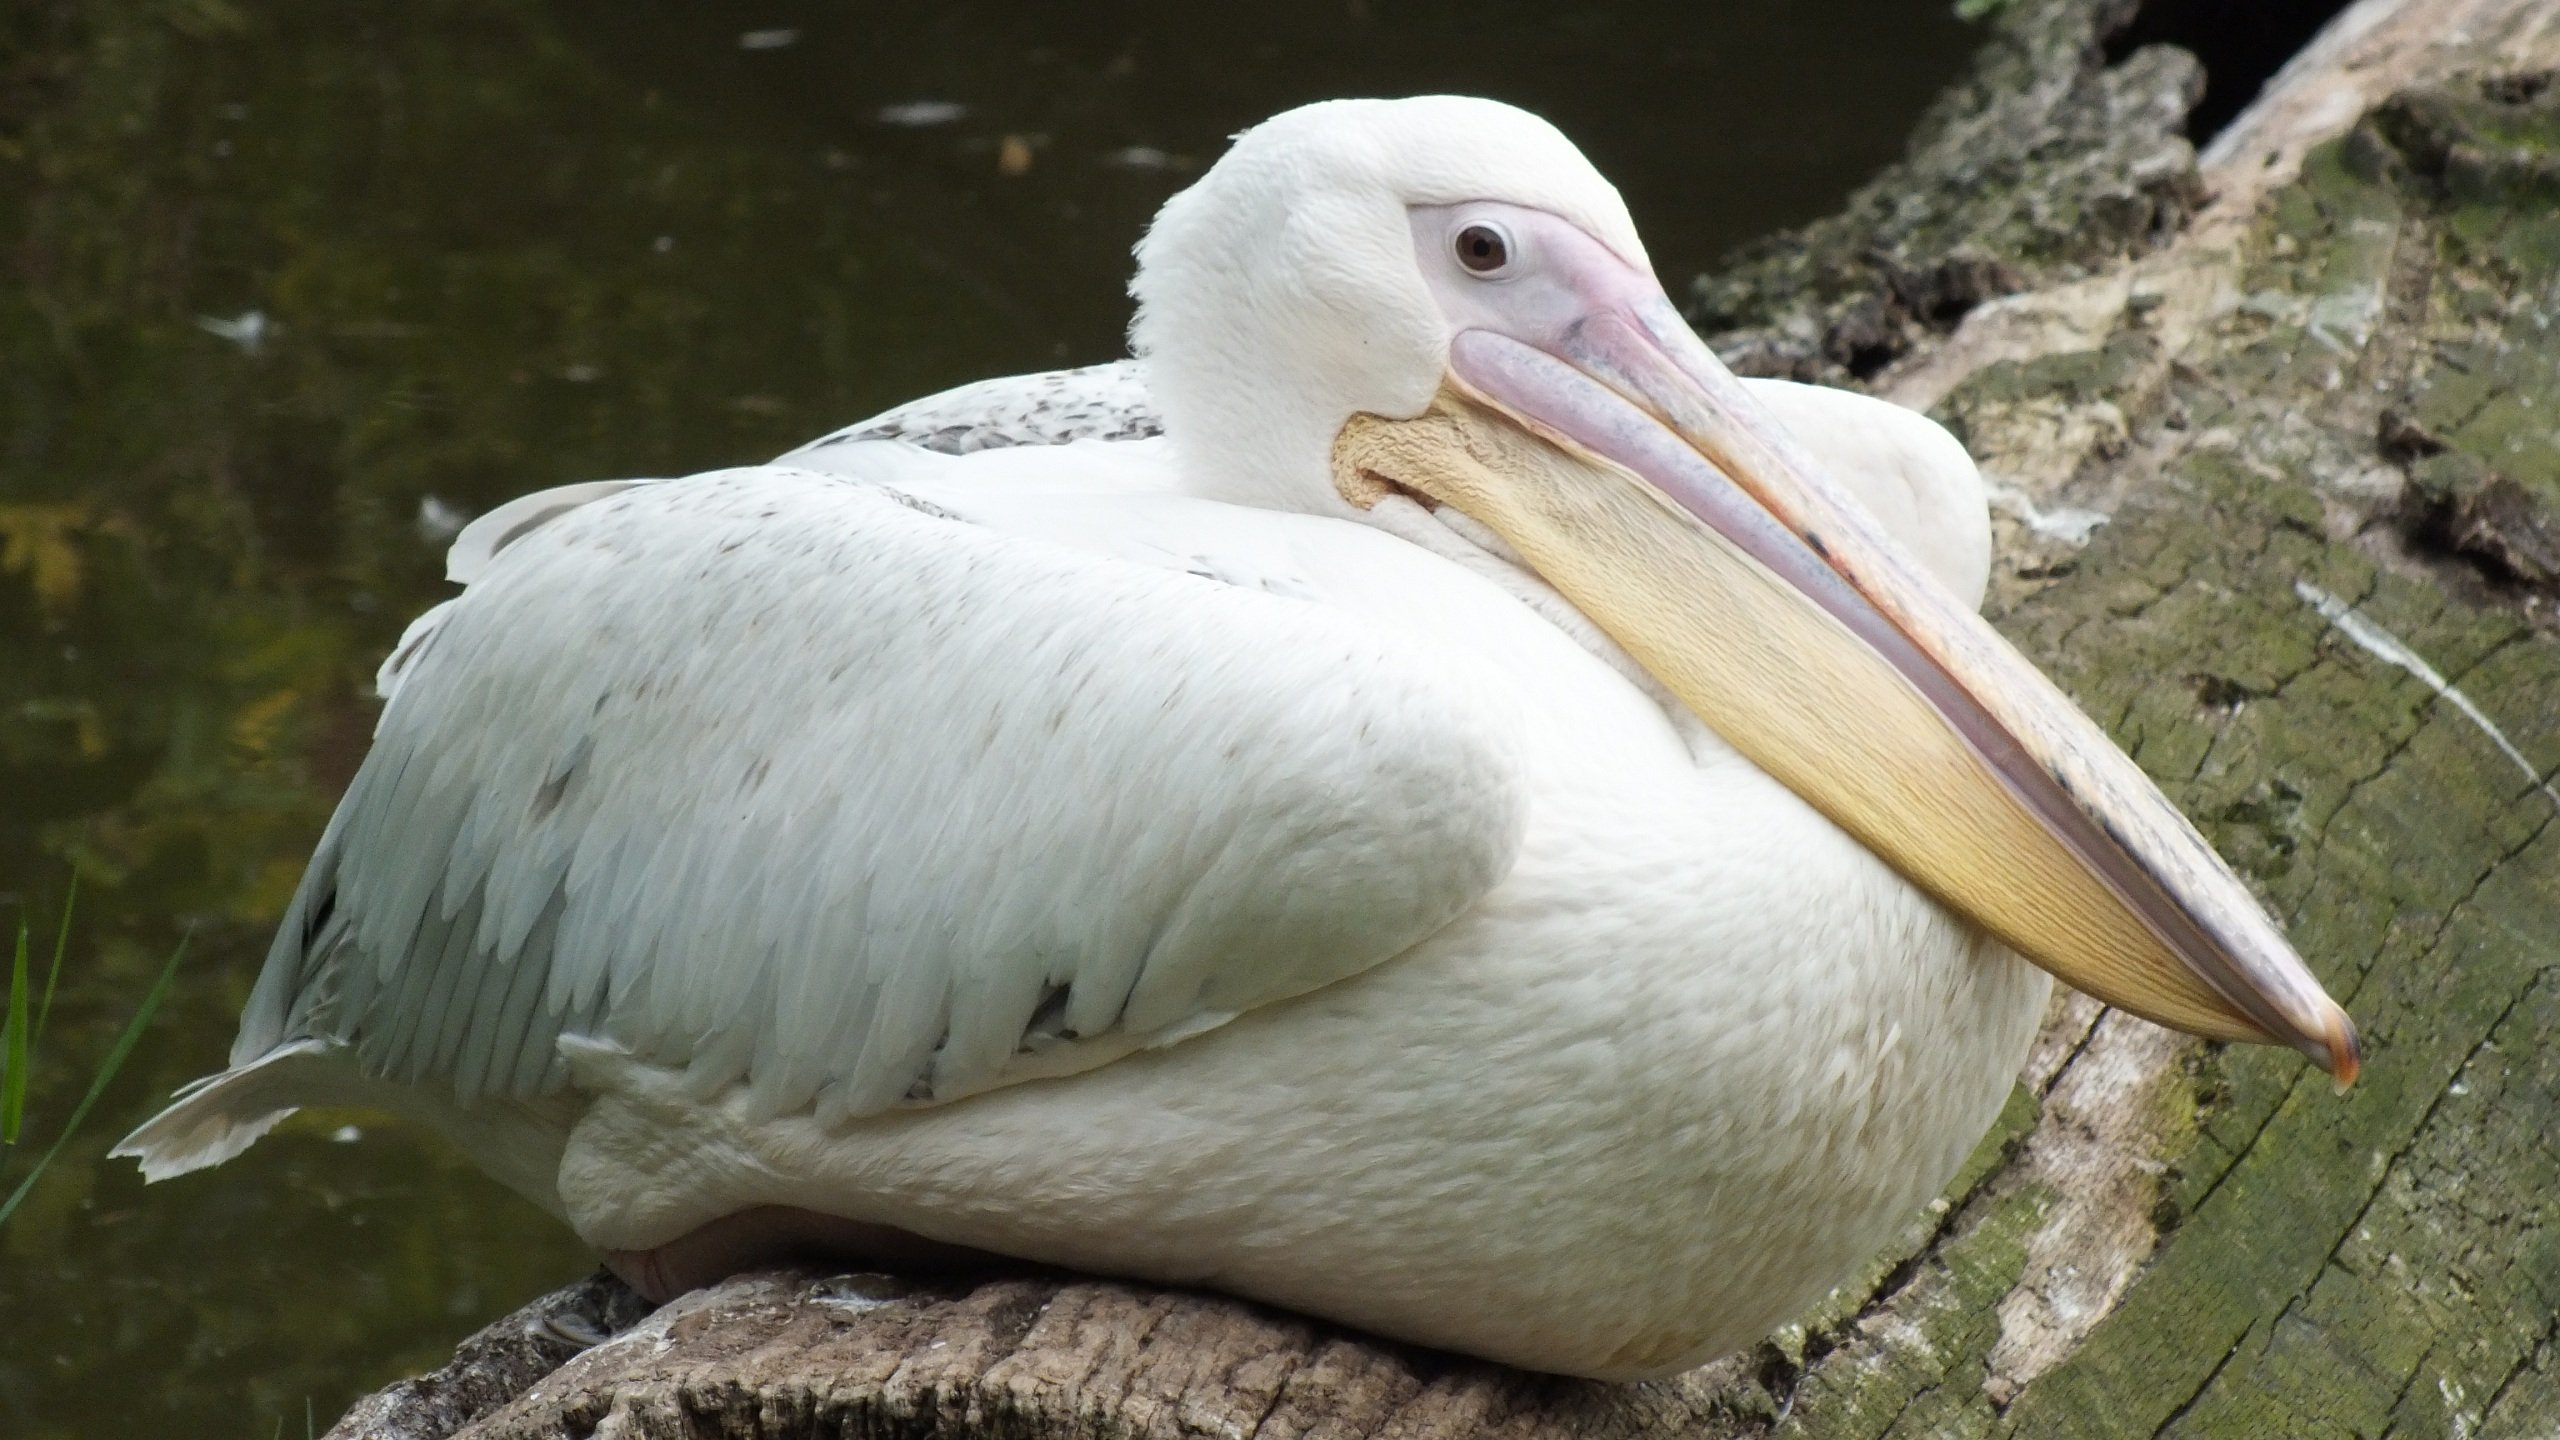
top-left (2368, 77), bottom-right (2560, 601)
top-left (1686, 0), bottom-right (2203, 384)
top-left (1805, 56), bottom-right (2560, 1440)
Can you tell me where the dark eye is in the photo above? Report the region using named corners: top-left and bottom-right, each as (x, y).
top-left (1454, 223), bottom-right (1511, 275)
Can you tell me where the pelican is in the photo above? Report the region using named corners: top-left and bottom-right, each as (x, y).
top-left (117, 96), bottom-right (2356, 1380)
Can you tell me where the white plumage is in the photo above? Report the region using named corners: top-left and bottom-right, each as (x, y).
top-left (124, 95), bottom-right (2347, 1379)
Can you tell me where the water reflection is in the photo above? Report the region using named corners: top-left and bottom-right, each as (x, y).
top-left (0, 1), bottom-right (1976, 1432)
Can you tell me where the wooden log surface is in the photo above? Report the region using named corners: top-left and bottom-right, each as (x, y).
top-left (330, 0), bottom-right (2560, 1434)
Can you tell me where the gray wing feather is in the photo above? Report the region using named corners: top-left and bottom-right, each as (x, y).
top-left (234, 465), bottom-right (1524, 1128)
top-left (782, 361), bottom-right (1159, 458)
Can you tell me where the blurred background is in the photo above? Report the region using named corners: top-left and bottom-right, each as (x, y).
top-left (0, 1), bottom-right (1984, 1432)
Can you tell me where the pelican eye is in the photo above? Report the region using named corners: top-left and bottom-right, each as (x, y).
top-left (1453, 222), bottom-right (1512, 276)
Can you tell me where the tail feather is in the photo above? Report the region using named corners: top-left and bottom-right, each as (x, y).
top-left (114, 1038), bottom-right (576, 1220)
top-left (111, 1039), bottom-right (342, 1181)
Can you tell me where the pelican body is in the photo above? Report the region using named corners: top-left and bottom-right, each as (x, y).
top-left (119, 98), bottom-right (2354, 1378)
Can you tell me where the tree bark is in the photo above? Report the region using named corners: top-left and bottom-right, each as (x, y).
top-left (329, 0), bottom-right (2560, 1434)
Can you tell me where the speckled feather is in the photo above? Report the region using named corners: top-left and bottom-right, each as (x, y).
top-left (785, 361), bottom-right (1159, 456)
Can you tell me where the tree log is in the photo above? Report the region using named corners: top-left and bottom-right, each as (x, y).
top-left (329, 0), bottom-right (2560, 1434)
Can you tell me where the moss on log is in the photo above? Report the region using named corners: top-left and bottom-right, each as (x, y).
top-left (327, 4), bottom-right (2560, 1436)
top-left (1980, 70), bottom-right (2560, 1440)
top-left (1687, 0), bottom-right (2204, 384)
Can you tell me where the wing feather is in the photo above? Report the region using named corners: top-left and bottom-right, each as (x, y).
top-left (234, 464), bottom-right (1526, 1125)
top-left (783, 361), bottom-right (1156, 459)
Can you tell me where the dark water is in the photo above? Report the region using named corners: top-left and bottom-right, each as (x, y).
top-left (0, 2), bottom-right (1979, 1432)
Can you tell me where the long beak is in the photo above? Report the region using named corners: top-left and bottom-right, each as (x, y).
top-left (1331, 298), bottom-right (2359, 1082)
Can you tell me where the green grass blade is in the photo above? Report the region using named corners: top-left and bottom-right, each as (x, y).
top-left (2, 918), bottom-right (28, 1149)
top-left (0, 929), bottom-right (188, 1229)
top-left (34, 870), bottom-right (76, 1047)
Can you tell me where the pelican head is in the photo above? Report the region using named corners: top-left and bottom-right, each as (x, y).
top-left (1133, 96), bottom-right (2357, 1079)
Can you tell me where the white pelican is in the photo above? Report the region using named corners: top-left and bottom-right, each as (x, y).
top-left (118, 96), bottom-right (2356, 1380)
